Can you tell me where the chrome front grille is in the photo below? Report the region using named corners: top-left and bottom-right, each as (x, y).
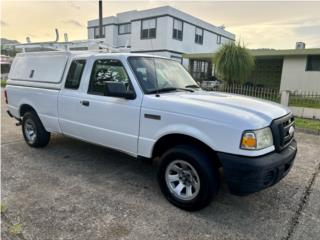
top-left (271, 113), bottom-right (295, 152)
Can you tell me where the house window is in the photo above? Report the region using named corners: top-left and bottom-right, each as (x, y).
top-left (190, 60), bottom-right (210, 81)
top-left (94, 26), bottom-right (105, 39)
top-left (172, 19), bottom-right (183, 41)
top-left (217, 34), bottom-right (222, 44)
top-left (306, 55), bottom-right (320, 71)
top-left (141, 18), bottom-right (156, 39)
top-left (118, 23), bottom-right (131, 35)
top-left (195, 27), bottom-right (203, 44)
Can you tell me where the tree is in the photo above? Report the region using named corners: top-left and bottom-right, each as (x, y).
top-left (213, 42), bottom-right (255, 84)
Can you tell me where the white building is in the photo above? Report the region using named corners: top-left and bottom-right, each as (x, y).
top-left (87, 6), bottom-right (235, 67)
top-left (184, 48), bottom-right (320, 92)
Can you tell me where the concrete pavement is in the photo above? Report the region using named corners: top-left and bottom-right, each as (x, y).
top-left (1, 96), bottom-right (320, 240)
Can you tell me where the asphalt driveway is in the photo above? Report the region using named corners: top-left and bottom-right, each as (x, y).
top-left (1, 96), bottom-right (320, 240)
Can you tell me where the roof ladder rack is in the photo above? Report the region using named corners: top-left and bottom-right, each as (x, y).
top-left (3, 29), bottom-right (130, 53)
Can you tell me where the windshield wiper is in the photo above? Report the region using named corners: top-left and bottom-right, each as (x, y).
top-left (148, 87), bottom-right (194, 94)
top-left (185, 84), bottom-right (201, 89)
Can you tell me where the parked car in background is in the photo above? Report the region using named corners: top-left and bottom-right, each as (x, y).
top-left (5, 51), bottom-right (297, 211)
top-left (0, 55), bottom-right (12, 80)
top-left (201, 76), bottom-right (224, 90)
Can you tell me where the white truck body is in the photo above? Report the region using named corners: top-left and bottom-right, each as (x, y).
top-left (6, 51), bottom-right (291, 157)
top-left (5, 51), bottom-right (297, 208)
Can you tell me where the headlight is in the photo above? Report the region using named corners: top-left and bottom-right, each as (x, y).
top-left (240, 127), bottom-right (273, 150)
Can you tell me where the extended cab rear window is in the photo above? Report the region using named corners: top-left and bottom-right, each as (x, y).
top-left (65, 60), bottom-right (86, 89)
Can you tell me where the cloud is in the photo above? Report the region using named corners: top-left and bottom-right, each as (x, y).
top-left (26, 33), bottom-right (38, 38)
top-left (229, 17), bottom-right (320, 49)
top-left (272, 17), bottom-right (320, 28)
top-left (68, 1), bottom-right (81, 10)
top-left (1, 20), bottom-right (8, 27)
top-left (231, 17), bottom-right (320, 31)
top-left (62, 20), bottom-right (83, 28)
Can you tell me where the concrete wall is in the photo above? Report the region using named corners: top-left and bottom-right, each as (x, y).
top-left (280, 56), bottom-right (320, 92)
top-left (290, 106), bottom-right (320, 120)
top-left (130, 16), bottom-right (169, 52)
top-left (87, 6), bottom-right (235, 59)
top-left (117, 32), bottom-right (131, 48)
top-left (131, 15), bottom-right (231, 55)
top-left (165, 17), bottom-right (231, 54)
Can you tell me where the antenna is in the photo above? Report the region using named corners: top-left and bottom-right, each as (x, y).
top-left (55, 28), bottom-right (59, 42)
top-left (64, 33), bottom-right (69, 42)
top-left (99, 0), bottom-right (103, 38)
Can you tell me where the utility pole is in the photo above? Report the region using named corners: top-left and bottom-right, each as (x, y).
top-left (99, 0), bottom-right (103, 38)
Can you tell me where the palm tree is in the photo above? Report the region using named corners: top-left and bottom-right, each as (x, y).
top-left (213, 42), bottom-right (254, 84)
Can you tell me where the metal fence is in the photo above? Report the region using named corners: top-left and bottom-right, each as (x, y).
top-left (206, 84), bottom-right (281, 103)
top-left (203, 84), bottom-right (320, 108)
top-left (288, 91), bottom-right (320, 108)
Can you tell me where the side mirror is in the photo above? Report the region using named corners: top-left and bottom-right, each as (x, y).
top-left (104, 82), bottom-right (136, 100)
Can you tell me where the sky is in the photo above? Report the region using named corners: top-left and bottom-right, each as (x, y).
top-left (1, 0), bottom-right (320, 49)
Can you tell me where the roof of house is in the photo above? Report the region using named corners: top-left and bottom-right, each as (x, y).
top-left (250, 48), bottom-right (320, 57)
top-left (183, 48), bottom-right (320, 60)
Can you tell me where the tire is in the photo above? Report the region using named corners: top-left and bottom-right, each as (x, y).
top-left (22, 111), bottom-right (50, 148)
top-left (157, 145), bottom-right (220, 211)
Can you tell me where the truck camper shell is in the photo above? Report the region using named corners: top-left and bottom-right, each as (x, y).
top-left (8, 51), bottom-right (72, 89)
top-left (7, 51), bottom-right (96, 89)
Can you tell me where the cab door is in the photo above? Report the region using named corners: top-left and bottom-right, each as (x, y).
top-left (58, 57), bottom-right (142, 156)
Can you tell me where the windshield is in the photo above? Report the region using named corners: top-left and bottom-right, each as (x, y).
top-left (128, 57), bottom-right (199, 94)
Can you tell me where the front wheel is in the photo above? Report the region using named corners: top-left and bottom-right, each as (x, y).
top-left (157, 145), bottom-right (220, 211)
top-left (22, 111), bottom-right (50, 148)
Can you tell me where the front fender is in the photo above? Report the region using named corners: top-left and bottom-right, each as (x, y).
top-left (138, 119), bottom-right (219, 158)
top-left (138, 109), bottom-right (274, 158)
top-left (154, 123), bottom-right (215, 151)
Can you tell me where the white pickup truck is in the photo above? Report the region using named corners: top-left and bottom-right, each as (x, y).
top-left (5, 51), bottom-right (297, 210)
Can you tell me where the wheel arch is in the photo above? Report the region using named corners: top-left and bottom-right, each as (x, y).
top-left (152, 133), bottom-right (221, 168)
top-left (19, 103), bottom-right (37, 117)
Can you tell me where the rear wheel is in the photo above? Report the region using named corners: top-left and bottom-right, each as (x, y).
top-left (157, 145), bottom-right (220, 211)
top-left (22, 111), bottom-right (50, 147)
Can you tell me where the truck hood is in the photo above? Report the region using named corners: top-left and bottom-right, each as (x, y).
top-left (142, 91), bottom-right (291, 130)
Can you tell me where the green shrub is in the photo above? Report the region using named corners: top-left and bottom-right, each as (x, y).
top-left (213, 42), bottom-right (255, 84)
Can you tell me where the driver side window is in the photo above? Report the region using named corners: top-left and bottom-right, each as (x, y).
top-left (88, 59), bottom-right (131, 96)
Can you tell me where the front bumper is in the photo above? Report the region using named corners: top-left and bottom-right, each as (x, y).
top-left (217, 140), bottom-right (297, 196)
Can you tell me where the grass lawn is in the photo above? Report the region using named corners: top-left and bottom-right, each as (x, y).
top-left (1, 79), bottom-right (7, 88)
top-left (289, 101), bottom-right (320, 108)
top-left (289, 96), bottom-right (320, 108)
top-left (295, 117), bottom-right (320, 132)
